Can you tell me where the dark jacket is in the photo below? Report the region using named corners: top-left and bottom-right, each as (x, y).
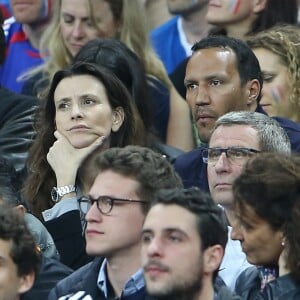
top-left (174, 115), bottom-right (300, 190)
top-left (174, 146), bottom-right (209, 190)
top-left (22, 255), bottom-right (73, 300)
top-left (256, 274), bottom-right (300, 300)
top-left (235, 266), bottom-right (261, 300)
top-left (49, 256), bottom-right (239, 300)
top-left (48, 257), bottom-right (153, 300)
top-left (0, 87), bottom-right (37, 177)
top-left (45, 210), bottom-right (93, 270)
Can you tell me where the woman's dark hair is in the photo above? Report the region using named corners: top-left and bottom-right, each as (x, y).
top-left (23, 62), bottom-right (146, 217)
top-left (73, 38), bottom-right (159, 142)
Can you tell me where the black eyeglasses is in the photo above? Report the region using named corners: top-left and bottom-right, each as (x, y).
top-left (202, 147), bottom-right (260, 166)
top-left (78, 195), bottom-right (147, 215)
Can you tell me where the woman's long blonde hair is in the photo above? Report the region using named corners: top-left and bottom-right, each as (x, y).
top-left (27, 0), bottom-right (170, 96)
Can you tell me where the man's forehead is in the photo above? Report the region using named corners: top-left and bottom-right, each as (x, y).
top-left (209, 125), bottom-right (260, 147)
top-left (190, 47), bottom-right (235, 61)
top-left (186, 47), bottom-right (238, 77)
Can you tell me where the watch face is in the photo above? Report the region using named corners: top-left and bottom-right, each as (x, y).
top-left (51, 187), bottom-right (59, 203)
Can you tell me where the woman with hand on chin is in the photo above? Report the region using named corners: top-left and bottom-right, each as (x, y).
top-left (22, 0), bottom-right (194, 151)
top-left (23, 62), bottom-right (146, 269)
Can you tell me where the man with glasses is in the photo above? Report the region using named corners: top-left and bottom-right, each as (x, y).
top-left (174, 35), bottom-right (300, 191)
top-left (48, 145), bottom-right (182, 300)
top-left (206, 110), bottom-right (291, 289)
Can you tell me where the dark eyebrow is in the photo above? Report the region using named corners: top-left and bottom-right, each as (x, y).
top-left (141, 228), bottom-right (153, 235)
top-left (163, 227), bottom-right (188, 237)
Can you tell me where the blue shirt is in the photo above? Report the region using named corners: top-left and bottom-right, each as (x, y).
top-left (97, 259), bottom-right (145, 298)
top-left (150, 16), bottom-right (187, 74)
top-left (0, 21), bottom-right (44, 93)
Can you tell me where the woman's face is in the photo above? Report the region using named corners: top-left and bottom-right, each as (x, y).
top-left (54, 74), bottom-right (124, 149)
top-left (206, 0), bottom-right (267, 30)
top-left (253, 48), bottom-right (291, 118)
top-left (206, 0), bottom-right (255, 25)
top-left (60, 0), bottom-right (120, 57)
top-left (231, 204), bottom-right (283, 266)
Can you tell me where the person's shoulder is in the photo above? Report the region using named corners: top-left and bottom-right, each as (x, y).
top-left (272, 116), bottom-right (300, 133)
top-left (272, 116), bottom-right (300, 152)
top-left (261, 274), bottom-right (300, 299)
top-left (235, 266), bottom-right (260, 299)
top-left (217, 286), bottom-right (242, 300)
top-left (49, 258), bottom-right (103, 299)
top-left (150, 16), bottom-right (179, 38)
top-left (174, 147), bottom-right (204, 166)
top-left (0, 87), bottom-right (37, 104)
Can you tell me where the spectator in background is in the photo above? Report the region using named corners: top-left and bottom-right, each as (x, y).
top-left (73, 38), bottom-right (184, 160)
top-left (206, 0), bottom-right (298, 39)
top-left (150, 0), bottom-right (212, 74)
top-left (48, 146), bottom-right (182, 299)
top-left (0, 9), bottom-right (37, 185)
top-left (205, 111), bottom-right (291, 289)
top-left (0, 156), bottom-right (73, 300)
top-left (0, 205), bottom-right (40, 300)
top-left (0, 0), bottom-right (54, 93)
top-left (141, 187), bottom-right (241, 300)
top-left (247, 24), bottom-right (300, 123)
top-left (174, 36), bottom-right (299, 192)
top-left (22, 0), bottom-right (194, 152)
top-left (23, 61), bottom-right (146, 269)
top-left (172, 0), bottom-right (299, 98)
top-left (232, 153), bottom-right (300, 299)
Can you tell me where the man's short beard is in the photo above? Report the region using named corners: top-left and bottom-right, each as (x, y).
top-left (148, 269), bottom-right (203, 300)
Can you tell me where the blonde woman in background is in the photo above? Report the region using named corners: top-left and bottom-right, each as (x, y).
top-left (23, 0), bottom-right (194, 151)
top-left (247, 25), bottom-right (300, 123)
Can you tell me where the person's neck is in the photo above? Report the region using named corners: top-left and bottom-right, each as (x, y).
top-left (197, 279), bottom-right (214, 300)
top-left (224, 206), bottom-right (235, 226)
top-left (22, 22), bottom-right (46, 50)
top-left (224, 17), bottom-right (255, 40)
top-left (105, 244), bottom-right (142, 298)
top-left (181, 7), bottom-right (212, 44)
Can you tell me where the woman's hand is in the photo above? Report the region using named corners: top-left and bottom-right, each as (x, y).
top-left (47, 131), bottom-right (106, 187)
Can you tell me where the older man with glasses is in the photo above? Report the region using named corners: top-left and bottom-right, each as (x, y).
top-left (203, 110), bottom-right (291, 290)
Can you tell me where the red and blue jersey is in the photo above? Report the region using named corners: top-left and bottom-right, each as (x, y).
top-left (0, 20), bottom-right (43, 93)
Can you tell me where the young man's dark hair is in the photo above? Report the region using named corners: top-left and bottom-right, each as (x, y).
top-left (153, 187), bottom-right (228, 253)
top-left (0, 206), bottom-right (40, 276)
top-left (142, 187), bottom-right (240, 300)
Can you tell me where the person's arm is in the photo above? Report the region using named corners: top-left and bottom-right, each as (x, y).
top-left (167, 84), bottom-right (195, 151)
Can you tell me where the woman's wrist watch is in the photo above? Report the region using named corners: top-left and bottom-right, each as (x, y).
top-left (51, 185), bottom-right (76, 203)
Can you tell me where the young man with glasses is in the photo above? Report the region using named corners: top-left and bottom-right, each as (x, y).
top-left (205, 110), bottom-right (291, 289)
top-left (48, 145), bottom-right (182, 300)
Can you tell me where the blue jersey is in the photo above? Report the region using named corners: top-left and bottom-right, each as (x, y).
top-left (0, 21), bottom-right (43, 93)
top-left (150, 16), bottom-right (187, 74)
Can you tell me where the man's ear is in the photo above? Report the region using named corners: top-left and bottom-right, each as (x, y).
top-left (245, 79), bottom-right (260, 110)
top-left (112, 107), bottom-right (125, 132)
top-left (18, 271), bottom-right (35, 294)
top-left (253, 0), bottom-right (268, 13)
top-left (203, 245), bottom-right (224, 275)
